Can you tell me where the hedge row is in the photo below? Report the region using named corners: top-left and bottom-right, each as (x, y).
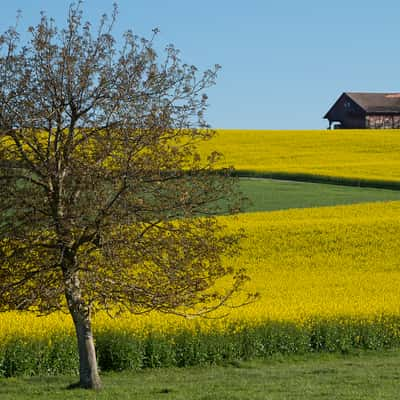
top-left (1, 316), bottom-right (400, 377)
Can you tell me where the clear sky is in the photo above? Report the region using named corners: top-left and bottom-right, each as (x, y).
top-left (1, 0), bottom-right (400, 130)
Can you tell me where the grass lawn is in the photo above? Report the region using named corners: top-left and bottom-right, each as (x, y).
top-left (239, 178), bottom-right (400, 212)
top-left (1, 349), bottom-right (400, 399)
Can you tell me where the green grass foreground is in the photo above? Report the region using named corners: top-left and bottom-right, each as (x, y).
top-left (1, 349), bottom-right (400, 399)
top-left (239, 178), bottom-right (400, 212)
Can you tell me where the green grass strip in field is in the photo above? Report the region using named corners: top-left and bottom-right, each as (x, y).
top-left (235, 170), bottom-right (400, 190)
top-left (239, 178), bottom-right (400, 212)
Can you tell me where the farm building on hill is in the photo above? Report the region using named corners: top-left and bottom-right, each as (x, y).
top-left (324, 92), bottom-right (400, 129)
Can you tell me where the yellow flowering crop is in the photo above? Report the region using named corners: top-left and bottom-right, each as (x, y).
top-left (2, 201), bottom-right (400, 340)
top-left (223, 201), bottom-right (400, 323)
top-left (198, 129), bottom-right (400, 183)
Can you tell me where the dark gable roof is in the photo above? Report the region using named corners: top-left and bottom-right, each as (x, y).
top-left (345, 92), bottom-right (400, 114)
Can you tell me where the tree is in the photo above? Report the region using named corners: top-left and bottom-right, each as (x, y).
top-left (0, 2), bottom-right (250, 390)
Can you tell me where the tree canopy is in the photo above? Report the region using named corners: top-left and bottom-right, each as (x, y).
top-left (0, 2), bottom-right (251, 389)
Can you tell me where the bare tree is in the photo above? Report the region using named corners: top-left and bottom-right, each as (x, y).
top-left (0, 2), bottom-right (251, 390)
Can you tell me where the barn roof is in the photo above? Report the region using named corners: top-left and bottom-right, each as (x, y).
top-left (344, 92), bottom-right (400, 113)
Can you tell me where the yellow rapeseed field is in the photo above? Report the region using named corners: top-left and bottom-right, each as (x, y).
top-left (198, 130), bottom-right (400, 183)
top-left (2, 201), bottom-right (400, 341)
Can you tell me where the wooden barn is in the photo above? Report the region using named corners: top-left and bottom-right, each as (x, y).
top-left (324, 92), bottom-right (400, 129)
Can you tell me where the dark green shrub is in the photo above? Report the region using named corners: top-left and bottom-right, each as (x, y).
top-left (2, 316), bottom-right (400, 377)
top-left (96, 330), bottom-right (144, 371)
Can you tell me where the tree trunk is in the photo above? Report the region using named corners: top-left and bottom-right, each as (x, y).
top-left (64, 269), bottom-right (102, 390)
top-left (71, 311), bottom-right (102, 389)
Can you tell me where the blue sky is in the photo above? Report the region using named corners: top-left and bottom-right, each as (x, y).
top-left (1, 0), bottom-right (400, 129)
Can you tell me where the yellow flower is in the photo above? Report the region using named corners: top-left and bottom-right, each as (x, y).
top-left (2, 201), bottom-right (400, 339)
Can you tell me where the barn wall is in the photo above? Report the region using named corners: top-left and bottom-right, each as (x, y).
top-left (326, 94), bottom-right (366, 128)
top-left (342, 115), bottom-right (366, 129)
top-left (366, 115), bottom-right (400, 129)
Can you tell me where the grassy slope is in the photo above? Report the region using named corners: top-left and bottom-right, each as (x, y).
top-left (239, 178), bottom-right (400, 212)
top-left (2, 350), bottom-right (400, 399)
